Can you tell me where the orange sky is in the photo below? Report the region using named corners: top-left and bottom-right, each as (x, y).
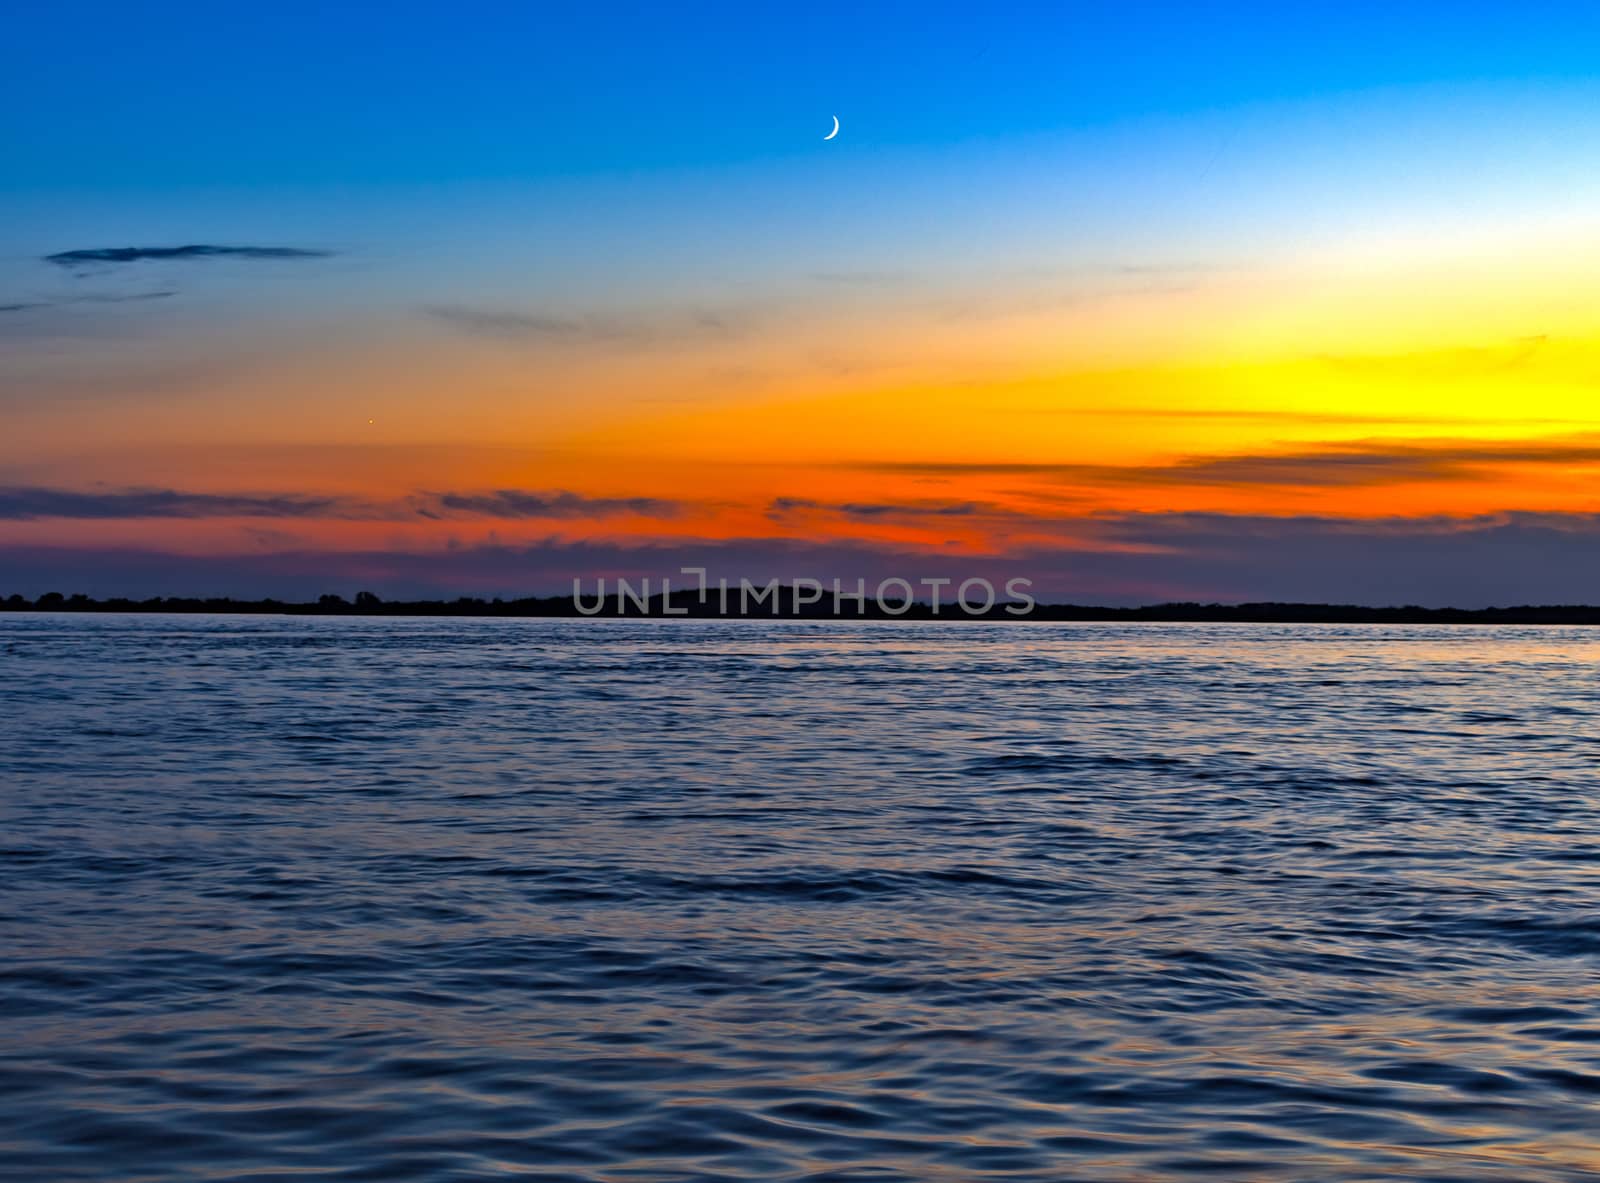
top-left (8, 79), bottom-right (1600, 601)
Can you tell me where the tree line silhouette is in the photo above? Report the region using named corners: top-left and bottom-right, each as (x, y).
top-left (7, 590), bottom-right (1600, 623)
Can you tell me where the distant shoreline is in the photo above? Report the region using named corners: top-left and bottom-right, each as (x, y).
top-left (7, 593), bottom-right (1600, 624)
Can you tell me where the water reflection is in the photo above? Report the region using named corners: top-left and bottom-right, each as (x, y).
top-left (3, 616), bottom-right (1600, 1179)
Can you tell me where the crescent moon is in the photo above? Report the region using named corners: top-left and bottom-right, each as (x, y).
top-left (824, 115), bottom-right (839, 141)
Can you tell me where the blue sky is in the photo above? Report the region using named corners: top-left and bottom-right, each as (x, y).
top-left (10, 1), bottom-right (1600, 191)
top-left (10, 1), bottom-right (1599, 302)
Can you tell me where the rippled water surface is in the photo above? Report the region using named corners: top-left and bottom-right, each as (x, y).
top-left (5, 615), bottom-right (1600, 1181)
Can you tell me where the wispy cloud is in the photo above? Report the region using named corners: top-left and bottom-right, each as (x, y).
top-left (1032, 406), bottom-right (1594, 428)
top-left (769, 496), bottom-right (990, 520)
top-left (0, 485), bottom-right (687, 523)
top-left (0, 291), bottom-right (175, 315)
top-left (66, 290), bottom-right (176, 304)
top-left (429, 490), bottom-right (682, 519)
top-left (854, 433), bottom-right (1600, 490)
top-left (0, 487), bottom-right (346, 520)
top-left (45, 245), bottom-right (333, 270)
top-left (420, 303), bottom-right (747, 347)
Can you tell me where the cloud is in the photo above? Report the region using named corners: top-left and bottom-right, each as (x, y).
top-left (856, 433), bottom-right (1600, 491)
top-left (67, 290), bottom-right (178, 304)
top-left (431, 489), bottom-right (682, 519)
top-left (0, 291), bottom-right (175, 315)
top-left (0, 485), bottom-right (687, 523)
top-left (420, 303), bottom-right (746, 347)
top-left (1040, 407), bottom-right (1590, 428)
top-left (1183, 436), bottom-right (1600, 487)
top-left (0, 535), bottom-right (1026, 601)
top-left (1143, 448), bottom-right (1473, 489)
top-left (14, 247), bottom-right (331, 326)
top-left (1033, 509), bottom-right (1600, 605)
top-left (769, 496), bottom-right (989, 520)
top-left (44, 245), bottom-right (333, 269)
top-left (0, 487), bottom-right (346, 520)
top-left (13, 511), bottom-right (1600, 605)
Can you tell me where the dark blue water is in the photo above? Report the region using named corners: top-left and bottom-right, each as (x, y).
top-left (4, 615), bottom-right (1600, 1181)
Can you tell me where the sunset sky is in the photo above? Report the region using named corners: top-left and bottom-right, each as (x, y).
top-left (8, 1), bottom-right (1600, 603)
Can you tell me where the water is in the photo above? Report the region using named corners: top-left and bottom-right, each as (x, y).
top-left (4, 615), bottom-right (1600, 1182)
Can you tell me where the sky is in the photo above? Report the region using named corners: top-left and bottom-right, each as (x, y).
top-left (7, 1), bottom-right (1600, 605)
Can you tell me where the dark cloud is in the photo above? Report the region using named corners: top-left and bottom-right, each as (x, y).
top-left (1034, 510), bottom-right (1600, 606)
top-left (45, 245), bottom-right (332, 269)
top-left (432, 490), bottom-right (682, 519)
top-left (856, 433), bottom-right (1600, 490)
top-left (0, 485), bottom-right (687, 523)
top-left (1149, 448), bottom-right (1473, 489)
top-left (0, 487), bottom-right (345, 520)
top-left (842, 501), bottom-right (982, 517)
top-left (1179, 436), bottom-right (1600, 487)
top-left (769, 496), bottom-right (988, 520)
top-left (12, 511), bottom-right (1600, 606)
top-left (0, 536), bottom-right (1023, 602)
